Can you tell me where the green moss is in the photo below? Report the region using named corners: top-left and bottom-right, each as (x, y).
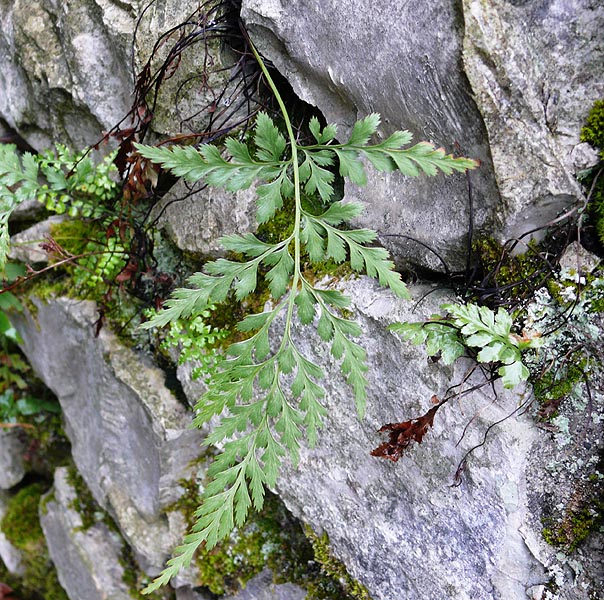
top-left (0, 482), bottom-right (68, 600)
top-left (472, 237), bottom-right (548, 302)
top-left (542, 503), bottom-right (603, 553)
top-left (1, 483), bottom-right (45, 550)
top-left (533, 354), bottom-right (588, 418)
top-left (65, 466), bottom-right (100, 531)
top-left (21, 249), bottom-right (144, 346)
top-left (580, 99), bottom-right (604, 152)
top-left (166, 478), bottom-right (370, 598)
top-left (48, 219), bottom-right (99, 256)
top-left (542, 476), bottom-right (604, 554)
top-left (304, 526), bottom-right (372, 600)
top-left (167, 477), bottom-right (269, 595)
top-left (579, 99), bottom-right (604, 248)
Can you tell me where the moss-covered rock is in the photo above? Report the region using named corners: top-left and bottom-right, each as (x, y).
top-left (581, 99), bottom-right (604, 153)
top-left (167, 478), bottom-right (370, 598)
top-left (0, 482), bottom-right (68, 600)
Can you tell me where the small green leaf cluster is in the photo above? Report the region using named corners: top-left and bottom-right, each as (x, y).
top-left (391, 303), bottom-right (542, 388)
top-left (135, 46), bottom-right (477, 591)
top-left (75, 235), bottom-right (127, 290)
top-left (0, 143), bottom-right (119, 268)
top-left (35, 145), bottom-right (119, 213)
top-left (0, 388), bottom-right (60, 424)
top-left (45, 214), bottom-right (128, 299)
top-left (160, 305), bottom-right (229, 381)
top-left (1, 263), bottom-right (31, 398)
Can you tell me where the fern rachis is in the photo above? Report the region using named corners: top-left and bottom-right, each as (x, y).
top-left (135, 42), bottom-right (478, 592)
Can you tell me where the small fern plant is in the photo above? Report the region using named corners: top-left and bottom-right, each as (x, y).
top-left (135, 43), bottom-right (478, 592)
top-left (390, 303), bottom-right (543, 389)
top-left (0, 143), bottom-right (119, 270)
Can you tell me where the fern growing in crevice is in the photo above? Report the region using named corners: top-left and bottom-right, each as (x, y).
top-left (135, 42), bottom-right (478, 592)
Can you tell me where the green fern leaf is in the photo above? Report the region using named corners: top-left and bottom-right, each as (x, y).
top-left (348, 113), bottom-right (381, 146)
top-left (254, 112), bottom-right (287, 161)
top-left (334, 148), bottom-right (367, 185)
top-left (309, 117), bottom-right (338, 144)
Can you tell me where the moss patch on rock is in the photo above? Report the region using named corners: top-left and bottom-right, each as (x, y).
top-left (580, 99), bottom-right (604, 249)
top-left (581, 99), bottom-right (604, 153)
top-left (304, 526), bottom-right (372, 600)
top-left (168, 477), bottom-right (371, 598)
top-left (0, 482), bottom-right (68, 600)
top-left (541, 478), bottom-right (604, 554)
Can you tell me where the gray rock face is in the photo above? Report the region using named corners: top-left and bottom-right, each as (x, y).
top-left (261, 277), bottom-right (546, 600)
top-left (0, 0), bottom-right (236, 149)
top-left (151, 180), bottom-right (257, 256)
top-left (224, 569), bottom-right (306, 600)
top-left (173, 276), bottom-right (551, 599)
top-left (8, 216), bottom-right (65, 265)
top-left (40, 467), bottom-right (132, 600)
top-left (462, 0), bottom-right (604, 242)
top-left (13, 297), bottom-right (204, 573)
top-left (241, 0), bottom-right (500, 271)
top-left (0, 0), bottom-right (135, 149)
top-left (175, 570), bottom-right (306, 600)
top-left (0, 429), bottom-right (26, 490)
top-left (241, 0), bottom-right (602, 269)
top-left (132, 0), bottom-right (252, 139)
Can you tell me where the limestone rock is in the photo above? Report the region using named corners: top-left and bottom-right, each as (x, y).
top-left (132, 0), bottom-right (254, 138)
top-left (558, 241), bottom-right (600, 275)
top-left (241, 0), bottom-right (603, 270)
top-left (570, 142), bottom-right (600, 173)
top-left (0, 429), bottom-right (26, 490)
top-left (151, 179), bottom-right (257, 256)
top-left (175, 587), bottom-right (213, 600)
top-left (241, 0), bottom-right (501, 271)
top-left (462, 0), bottom-right (604, 243)
top-left (0, 491), bottom-right (25, 576)
top-left (0, 0), bottom-right (246, 149)
top-left (175, 571), bottom-right (306, 600)
top-left (174, 276), bottom-right (550, 599)
top-left (0, 0), bottom-right (135, 149)
top-left (254, 277), bottom-right (545, 600)
top-left (12, 297), bottom-right (204, 573)
top-left (40, 467), bottom-right (132, 600)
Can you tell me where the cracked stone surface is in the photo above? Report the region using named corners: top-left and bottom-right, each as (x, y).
top-left (40, 466), bottom-right (132, 600)
top-left (12, 297), bottom-right (204, 573)
top-left (241, 0), bottom-right (500, 272)
top-left (462, 0), bottom-right (604, 244)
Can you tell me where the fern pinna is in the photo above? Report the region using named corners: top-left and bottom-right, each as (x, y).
top-left (135, 44), bottom-right (477, 592)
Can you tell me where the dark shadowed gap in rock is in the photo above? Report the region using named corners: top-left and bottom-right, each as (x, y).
top-left (0, 119), bottom-right (37, 154)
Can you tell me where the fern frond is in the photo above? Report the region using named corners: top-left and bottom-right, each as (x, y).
top-left (139, 43), bottom-right (479, 592)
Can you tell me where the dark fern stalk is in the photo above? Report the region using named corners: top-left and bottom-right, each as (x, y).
top-left (136, 41), bottom-right (478, 592)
